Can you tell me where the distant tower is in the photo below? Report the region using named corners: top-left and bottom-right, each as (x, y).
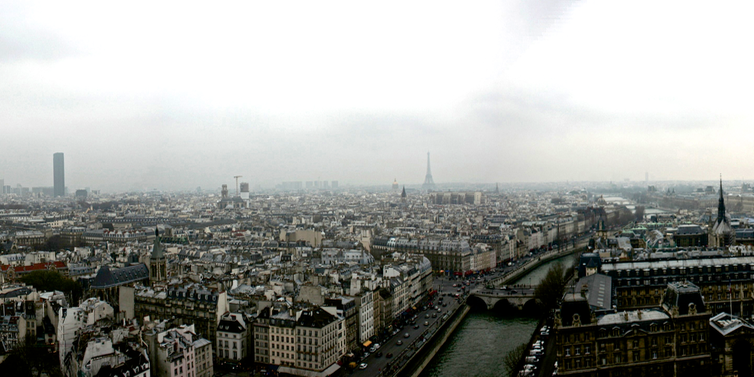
top-left (149, 228), bottom-right (167, 283)
top-left (392, 179), bottom-right (399, 192)
top-left (710, 176), bottom-right (735, 247)
top-left (221, 184), bottom-right (228, 199)
top-left (234, 175), bottom-right (242, 196)
top-left (401, 186), bottom-right (407, 198)
top-left (240, 182), bottom-right (250, 199)
top-left (422, 152), bottom-right (435, 190)
top-left (53, 153), bottom-right (65, 197)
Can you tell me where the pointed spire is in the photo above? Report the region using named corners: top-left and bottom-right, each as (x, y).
top-left (152, 227), bottom-right (164, 260)
top-left (401, 186), bottom-right (407, 198)
top-left (717, 175), bottom-right (727, 225)
top-left (719, 175), bottom-right (724, 198)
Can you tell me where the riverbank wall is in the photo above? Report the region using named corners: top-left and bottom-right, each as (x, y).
top-left (495, 241), bottom-right (586, 286)
top-left (393, 303), bottom-right (471, 377)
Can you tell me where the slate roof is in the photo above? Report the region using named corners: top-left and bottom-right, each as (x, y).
top-left (575, 273), bottom-right (612, 310)
top-left (676, 225), bottom-right (704, 235)
top-left (662, 281), bottom-right (706, 315)
top-left (710, 312), bottom-right (754, 337)
top-left (0, 286), bottom-right (32, 299)
top-left (297, 308), bottom-right (337, 329)
top-left (218, 318), bottom-right (246, 333)
top-left (92, 264), bottom-right (149, 289)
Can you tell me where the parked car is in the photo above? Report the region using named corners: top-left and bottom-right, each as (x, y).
top-left (397, 340), bottom-right (403, 345)
top-left (404, 333), bottom-right (410, 338)
top-left (386, 352), bottom-right (393, 358)
top-left (359, 363), bottom-right (368, 370)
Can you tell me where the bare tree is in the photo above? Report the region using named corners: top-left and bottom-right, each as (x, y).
top-left (504, 343), bottom-right (528, 377)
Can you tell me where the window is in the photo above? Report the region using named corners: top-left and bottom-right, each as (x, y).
top-left (565, 347), bottom-right (571, 356)
top-left (585, 345), bottom-right (590, 354)
top-left (575, 346), bottom-right (581, 355)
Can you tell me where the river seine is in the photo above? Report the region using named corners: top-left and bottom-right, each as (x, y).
top-left (420, 252), bottom-right (580, 377)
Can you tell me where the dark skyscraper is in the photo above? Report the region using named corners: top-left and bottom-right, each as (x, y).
top-left (54, 152), bottom-right (65, 197)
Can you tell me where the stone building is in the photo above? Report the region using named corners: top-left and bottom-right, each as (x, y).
top-left (709, 312), bottom-right (754, 377)
top-left (602, 254), bottom-right (754, 317)
top-left (554, 281), bottom-right (711, 377)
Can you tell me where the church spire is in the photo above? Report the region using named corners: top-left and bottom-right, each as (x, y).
top-left (152, 227), bottom-right (164, 260)
top-left (717, 175), bottom-right (726, 225)
top-left (150, 227), bottom-right (167, 283)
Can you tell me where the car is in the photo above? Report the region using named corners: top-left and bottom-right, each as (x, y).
top-left (386, 352), bottom-right (393, 358)
top-left (425, 314), bottom-right (430, 318)
top-left (397, 340), bottom-right (403, 345)
top-left (432, 313), bottom-right (437, 318)
top-left (376, 352), bottom-right (383, 358)
top-left (443, 303), bottom-right (447, 307)
top-left (359, 363), bottom-right (368, 370)
top-left (404, 333), bottom-right (410, 338)
top-left (413, 324), bottom-right (420, 329)
top-left (424, 321), bottom-right (429, 326)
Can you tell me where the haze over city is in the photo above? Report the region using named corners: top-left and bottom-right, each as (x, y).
top-left (3, 0), bottom-right (754, 192)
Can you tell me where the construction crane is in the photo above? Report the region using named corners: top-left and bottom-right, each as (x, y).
top-left (234, 175), bottom-right (242, 197)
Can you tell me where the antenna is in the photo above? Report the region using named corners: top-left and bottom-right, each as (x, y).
top-left (234, 175), bottom-right (242, 196)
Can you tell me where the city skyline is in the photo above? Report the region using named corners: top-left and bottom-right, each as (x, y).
top-left (3, 1), bottom-right (754, 192)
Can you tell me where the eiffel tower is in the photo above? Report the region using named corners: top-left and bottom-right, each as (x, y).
top-left (422, 152), bottom-right (436, 190)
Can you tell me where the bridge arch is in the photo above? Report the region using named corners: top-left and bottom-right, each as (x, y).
top-left (466, 295), bottom-right (488, 311)
top-left (491, 298), bottom-right (517, 313)
top-left (522, 298), bottom-right (541, 314)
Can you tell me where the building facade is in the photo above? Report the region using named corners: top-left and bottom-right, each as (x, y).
top-left (554, 282), bottom-right (711, 377)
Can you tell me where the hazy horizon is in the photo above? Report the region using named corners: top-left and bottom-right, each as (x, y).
top-left (3, 1), bottom-right (754, 192)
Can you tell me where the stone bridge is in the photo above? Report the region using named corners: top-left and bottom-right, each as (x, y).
top-left (468, 286), bottom-right (539, 311)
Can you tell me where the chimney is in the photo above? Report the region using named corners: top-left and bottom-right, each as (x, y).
top-left (637, 310), bottom-right (642, 320)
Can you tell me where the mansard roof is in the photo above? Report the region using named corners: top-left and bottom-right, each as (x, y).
top-left (92, 264), bottom-right (149, 289)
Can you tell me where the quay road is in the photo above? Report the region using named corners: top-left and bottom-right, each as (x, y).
top-left (349, 282), bottom-right (465, 376)
top-left (484, 236), bottom-right (590, 290)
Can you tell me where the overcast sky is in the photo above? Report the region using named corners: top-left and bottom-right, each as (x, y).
top-left (3, 1), bottom-right (754, 192)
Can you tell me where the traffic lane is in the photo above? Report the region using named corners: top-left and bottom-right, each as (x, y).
top-left (352, 302), bottom-right (459, 375)
top-left (350, 300), bottom-right (462, 376)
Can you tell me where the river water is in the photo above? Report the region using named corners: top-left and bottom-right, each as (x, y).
top-left (420, 252), bottom-right (580, 377)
